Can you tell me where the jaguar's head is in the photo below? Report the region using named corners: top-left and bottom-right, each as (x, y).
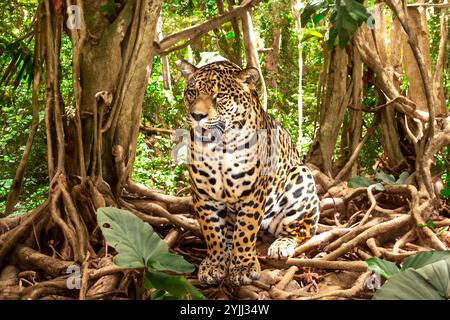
top-left (177, 60), bottom-right (260, 134)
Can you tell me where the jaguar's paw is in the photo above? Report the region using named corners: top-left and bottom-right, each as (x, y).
top-left (198, 256), bottom-right (228, 285)
top-left (267, 237), bottom-right (297, 259)
top-left (229, 261), bottom-right (261, 286)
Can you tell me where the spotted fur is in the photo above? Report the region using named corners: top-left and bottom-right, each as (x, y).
top-left (178, 60), bottom-right (320, 286)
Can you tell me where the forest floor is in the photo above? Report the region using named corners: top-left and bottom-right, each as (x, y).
top-left (1, 183), bottom-right (449, 300)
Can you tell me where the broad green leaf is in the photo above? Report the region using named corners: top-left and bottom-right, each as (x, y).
top-left (375, 171), bottom-right (396, 184)
top-left (441, 189), bottom-right (450, 197)
top-left (344, 0), bottom-right (371, 20)
top-left (226, 31), bottom-right (235, 40)
top-left (97, 207), bottom-right (195, 273)
top-left (402, 251), bottom-right (450, 271)
top-left (367, 257), bottom-right (400, 279)
top-left (327, 0), bottom-right (370, 48)
top-left (145, 270), bottom-right (205, 300)
top-left (396, 171), bottom-right (410, 184)
top-left (148, 252), bottom-right (195, 273)
top-left (97, 207), bottom-right (167, 268)
top-left (301, 0), bottom-right (326, 25)
top-left (414, 258), bottom-right (450, 298)
top-left (373, 268), bottom-right (444, 300)
top-left (348, 176), bottom-right (385, 191)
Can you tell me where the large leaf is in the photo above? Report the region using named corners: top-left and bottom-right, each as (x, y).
top-left (348, 176), bottom-right (384, 191)
top-left (414, 258), bottom-right (450, 298)
top-left (97, 207), bottom-right (194, 273)
top-left (396, 171), bottom-right (410, 184)
top-left (373, 268), bottom-right (445, 300)
top-left (148, 252), bottom-right (195, 273)
top-left (328, 0), bottom-right (370, 48)
top-left (373, 251), bottom-right (450, 300)
top-left (375, 171), bottom-right (396, 184)
top-left (401, 251), bottom-right (450, 270)
top-left (301, 0), bottom-right (327, 25)
top-left (145, 270), bottom-right (205, 300)
top-left (367, 257), bottom-right (400, 279)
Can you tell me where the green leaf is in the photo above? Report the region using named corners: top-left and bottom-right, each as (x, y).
top-left (414, 258), bottom-right (450, 298)
top-left (97, 207), bottom-right (194, 273)
top-left (301, 0), bottom-right (326, 25)
top-left (97, 207), bottom-right (167, 268)
top-left (348, 176), bottom-right (385, 191)
top-left (375, 171), bottom-right (396, 184)
top-left (344, 0), bottom-right (371, 20)
top-left (148, 252), bottom-right (195, 273)
top-left (441, 189), bottom-right (450, 197)
top-left (145, 270), bottom-right (205, 300)
top-left (402, 251), bottom-right (450, 271)
top-left (327, 0), bottom-right (370, 48)
top-left (151, 289), bottom-right (167, 300)
top-left (226, 31), bottom-right (235, 40)
top-left (426, 220), bottom-right (436, 229)
top-left (396, 171), bottom-right (410, 184)
top-left (306, 30), bottom-right (324, 39)
top-left (312, 12), bottom-right (325, 24)
top-left (367, 257), bottom-right (400, 279)
top-left (373, 268), bottom-right (444, 300)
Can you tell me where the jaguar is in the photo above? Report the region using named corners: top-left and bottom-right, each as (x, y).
top-left (177, 59), bottom-right (320, 286)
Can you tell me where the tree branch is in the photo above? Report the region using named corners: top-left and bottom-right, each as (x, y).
top-left (158, 0), bottom-right (261, 54)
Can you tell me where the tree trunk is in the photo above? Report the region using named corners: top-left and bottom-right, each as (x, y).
top-left (307, 47), bottom-right (349, 176)
top-left (348, 45), bottom-right (363, 178)
top-left (241, 9), bottom-right (268, 110)
top-left (72, 0), bottom-right (162, 193)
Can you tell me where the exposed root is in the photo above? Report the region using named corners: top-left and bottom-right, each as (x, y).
top-left (262, 257), bottom-right (368, 272)
top-left (322, 215), bottom-right (411, 260)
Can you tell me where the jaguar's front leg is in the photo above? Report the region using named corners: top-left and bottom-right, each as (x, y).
top-left (229, 197), bottom-right (262, 286)
top-left (194, 196), bottom-right (229, 285)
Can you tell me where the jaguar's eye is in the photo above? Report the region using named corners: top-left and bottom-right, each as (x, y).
top-left (216, 92), bottom-right (226, 99)
top-left (185, 89), bottom-right (196, 100)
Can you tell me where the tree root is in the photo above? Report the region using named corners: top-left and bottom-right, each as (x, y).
top-left (1, 175), bottom-right (448, 301)
top-left (293, 228), bottom-right (351, 256)
top-left (322, 215), bottom-right (411, 260)
top-left (261, 257), bottom-right (368, 272)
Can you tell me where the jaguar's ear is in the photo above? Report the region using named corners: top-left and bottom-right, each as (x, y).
top-left (236, 67), bottom-right (260, 86)
top-left (176, 59), bottom-right (197, 80)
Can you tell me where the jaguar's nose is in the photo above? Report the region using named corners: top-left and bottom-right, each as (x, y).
top-left (191, 112), bottom-right (207, 122)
